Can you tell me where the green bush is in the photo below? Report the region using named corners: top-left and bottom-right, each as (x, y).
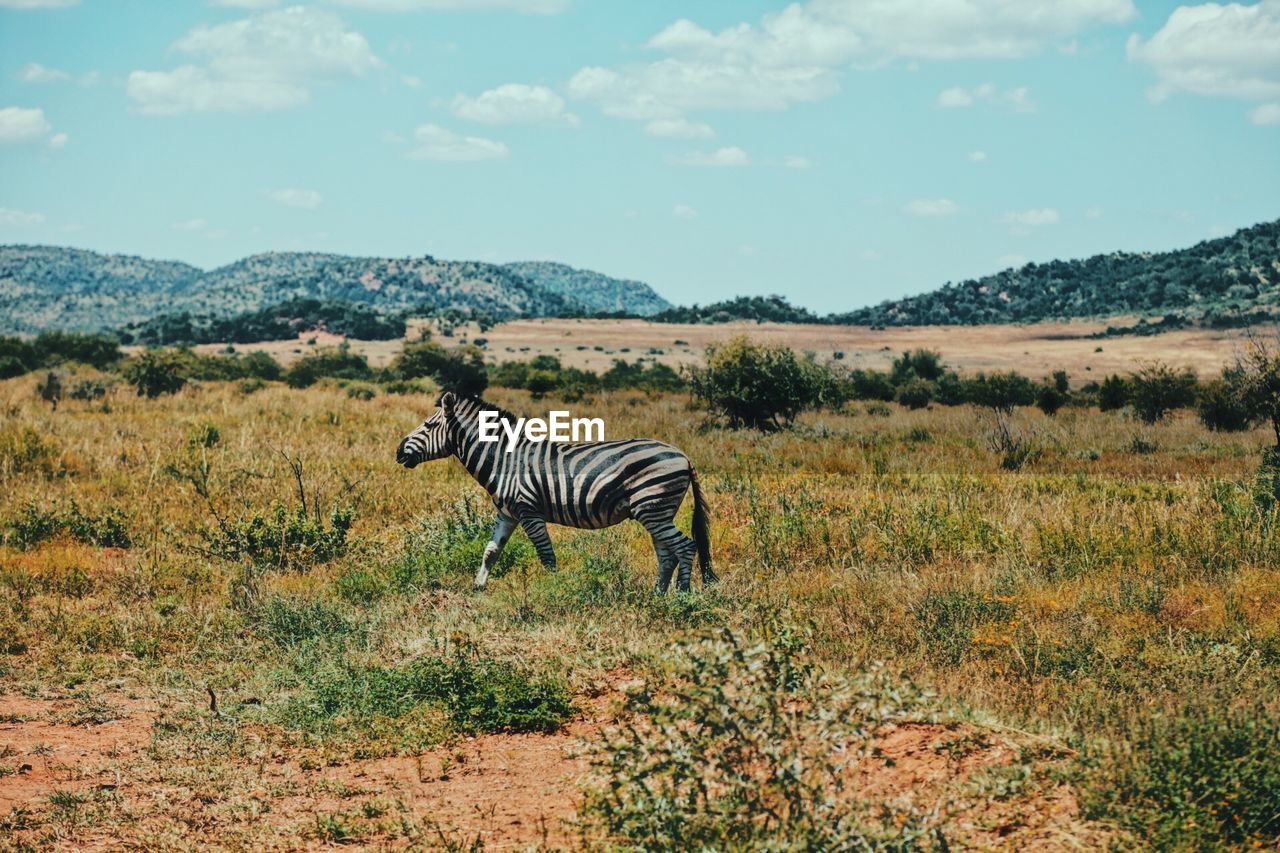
top-left (1079, 700), bottom-right (1280, 849)
top-left (391, 499), bottom-right (533, 591)
top-left (31, 331), bottom-right (121, 369)
top-left (285, 343), bottom-right (372, 388)
top-left (125, 350), bottom-right (188, 397)
top-left (280, 647), bottom-right (573, 741)
top-left (392, 340), bottom-right (487, 396)
top-left (1035, 383), bottom-right (1070, 416)
top-left (0, 426), bottom-right (60, 477)
top-left (892, 348), bottom-right (945, 382)
top-left (204, 504), bottom-right (353, 569)
top-left (187, 422), bottom-right (220, 449)
top-left (896, 378), bottom-right (933, 410)
top-left (688, 336), bottom-right (832, 430)
top-left (69, 378), bottom-right (108, 401)
top-left (36, 370), bottom-right (64, 409)
top-left (966, 371), bottom-right (1036, 413)
top-left (1129, 362), bottom-right (1197, 423)
top-left (1098, 374), bottom-right (1129, 411)
top-left (1198, 374), bottom-right (1253, 432)
top-left (256, 595), bottom-right (361, 647)
top-left (581, 626), bottom-right (934, 850)
top-left (7, 502), bottom-right (131, 550)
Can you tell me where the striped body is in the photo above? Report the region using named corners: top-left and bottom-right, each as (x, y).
top-left (397, 393), bottom-right (714, 592)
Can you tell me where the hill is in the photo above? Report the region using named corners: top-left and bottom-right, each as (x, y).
top-left (0, 247), bottom-right (669, 336)
top-left (835, 218), bottom-right (1280, 326)
top-left (503, 261), bottom-right (670, 316)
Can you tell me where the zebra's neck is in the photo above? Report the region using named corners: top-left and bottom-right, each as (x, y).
top-left (449, 396), bottom-right (525, 496)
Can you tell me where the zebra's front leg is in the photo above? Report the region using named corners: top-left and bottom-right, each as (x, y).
top-left (519, 514), bottom-right (557, 572)
top-left (474, 513), bottom-right (518, 590)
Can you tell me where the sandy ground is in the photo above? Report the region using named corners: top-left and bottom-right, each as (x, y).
top-left (0, 684), bottom-right (1105, 849)
top-left (175, 318), bottom-right (1261, 379)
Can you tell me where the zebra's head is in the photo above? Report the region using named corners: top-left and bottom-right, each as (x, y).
top-left (396, 391), bottom-right (457, 469)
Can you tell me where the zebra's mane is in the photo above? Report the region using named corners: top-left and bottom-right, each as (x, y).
top-left (448, 393), bottom-right (524, 428)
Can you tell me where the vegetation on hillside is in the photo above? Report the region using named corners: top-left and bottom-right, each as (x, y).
top-left (0, 246), bottom-right (670, 336)
top-left (117, 298), bottom-right (406, 345)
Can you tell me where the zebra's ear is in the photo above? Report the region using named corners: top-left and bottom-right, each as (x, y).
top-left (439, 391), bottom-right (456, 416)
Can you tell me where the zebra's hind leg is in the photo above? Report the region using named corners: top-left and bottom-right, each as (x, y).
top-left (674, 536), bottom-right (696, 592)
top-left (640, 517), bottom-right (690, 594)
top-left (518, 514), bottom-right (558, 572)
top-left (649, 535), bottom-right (676, 593)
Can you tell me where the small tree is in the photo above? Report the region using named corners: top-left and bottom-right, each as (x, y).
top-left (966, 371), bottom-right (1035, 413)
top-left (393, 340), bottom-right (488, 396)
top-left (1035, 382), bottom-right (1069, 416)
top-left (1197, 369), bottom-right (1253, 433)
top-left (896, 379), bottom-right (933, 410)
top-left (1129, 362), bottom-right (1197, 424)
top-left (125, 350), bottom-right (188, 398)
top-left (1238, 338), bottom-right (1280, 447)
top-left (36, 370), bottom-right (64, 410)
top-left (891, 349), bottom-right (944, 383)
top-left (688, 337), bottom-right (826, 430)
top-left (1098, 375), bottom-right (1129, 412)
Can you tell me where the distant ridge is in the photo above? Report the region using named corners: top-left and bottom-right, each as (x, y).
top-left (834, 218), bottom-right (1280, 327)
top-left (0, 246), bottom-right (671, 335)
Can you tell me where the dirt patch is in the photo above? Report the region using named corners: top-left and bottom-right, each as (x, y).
top-left (0, 693), bottom-right (156, 811)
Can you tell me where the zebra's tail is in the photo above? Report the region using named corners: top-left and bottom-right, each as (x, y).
top-left (690, 468), bottom-right (717, 585)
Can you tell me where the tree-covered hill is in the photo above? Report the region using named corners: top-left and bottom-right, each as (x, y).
top-left (503, 261), bottom-right (670, 316)
top-left (835, 218), bottom-right (1280, 326)
top-left (0, 246), bottom-right (671, 336)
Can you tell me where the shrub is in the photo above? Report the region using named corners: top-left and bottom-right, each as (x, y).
top-left (1198, 373), bottom-right (1253, 432)
top-left (391, 499), bottom-right (533, 591)
top-left (69, 378), bottom-right (108, 401)
top-left (896, 378), bottom-right (933, 410)
top-left (1129, 362), bottom-right (1196, 423)
top-left (580, 626), bottom-right (935, 850)
top-left (1098, 374), bottom-right (1129, 412)
top-left (256, 596), bottom-right (360, 647)
top-left (687, 337), bottom-right (830, 430)
top-left (125, 350), bottom-right (188, 397)
top-left (986, 414), bottom-right (1041, 470)
top-left (849, 369), bottom-right (896, 402)
top-left (891, 348), bottom-right (945, 382)
top-left (0, 427), bottom-right (60, 477)
top-left (7, 502), bottom-right (131, 550)
top-left (285, 344), bottom-right (372, 388)
top-left (393, 340), bottom-right (487, 396)
top-left (204, 504), bottom-right (353, 569)
top-left (280, 647), bottom-right (573, 742)
top-left (31, 331), bottom-right (121, 369)
top-left (1079, 700), bottom-right (1280, 849)
top-left (36, 370), bottom-right (64, 409)
top-left (966, 371), bottom-right (1036, 413)
top-left (1035, 383), bottom-right (1070, 416)
top-left (187, 422), bottom-right (220, 449)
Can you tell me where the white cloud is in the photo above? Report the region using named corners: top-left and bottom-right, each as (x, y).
top-left (0, 0), bottom-right (77, 7)
top-left (0, 207), bottom-right (46, 226)
top-left (904, 198), bottom-right (957, 217)
top-left (48, 131), bottom-right (68, 148)
top-left (996, 253), bottom-right (1028, 268)
top-left (937, 82), bottom-right (1034, 111)
top-left (0, 106), bottom-right (52, 143)
top-left (1128, 0), bottom-right (1280, 106)
top-left (407, 123), bottom-right (509, 161)
top-left (1251, 101), bottom-right (1280, 125)
top-left (644, 117), bottom-right (715, 138)
top-left (401, 74), bottom-right (423, 88)
top-left (172, 218), bottom-right (209, 231)
top-left (267, 188), bottom-right (324, 209)
top-left (571, 2), bottom-right (1128, 127)
top-left (212, 0), bottom-right (281, 7)
top-left (128, 6), bottom-right (381, 115)
top-left (451, 83), bottom-right (577, 125)
top-left (783, 154), bottom-right (811, 168)
top-left (1003, 207), bottom-right (1060, 226)
top-left (968, 149), bottom-right (987, 162)
top-left (669, 145), bottom-right (750, 166)
top-left (17, 62), bottom-right (70, 83)
top-left (672, 204), bottom-right (698, 220)
top-left (1085, 206), bottom-right (1104, 219)
top-left (327, 0), bottom-right (567, 12)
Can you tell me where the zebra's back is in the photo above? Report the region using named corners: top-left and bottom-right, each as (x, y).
top-left (517, 438), bottom-right (692, 529)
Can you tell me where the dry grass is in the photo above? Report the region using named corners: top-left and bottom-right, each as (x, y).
top-left (2, 369), bottom-right (1279, 847)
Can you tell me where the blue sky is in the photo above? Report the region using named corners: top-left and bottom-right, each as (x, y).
top-left (1, 0), bottom-right (1277, 312)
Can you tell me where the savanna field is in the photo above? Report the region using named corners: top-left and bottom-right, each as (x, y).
top-left (3, 367), bottom-right (1280, 850)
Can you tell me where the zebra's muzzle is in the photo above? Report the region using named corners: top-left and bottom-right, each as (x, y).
top-left (396, 440), bottom-right (421, 469)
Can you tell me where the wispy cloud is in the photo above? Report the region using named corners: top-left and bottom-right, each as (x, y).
top-left (669, 146), bottom-right (749, 167)
top-left (407, 124), bottom-right (509, 161)
top-left (267, 188), bottom-right (323, 209)
top-left (904, 198), bottom-right (958, 217)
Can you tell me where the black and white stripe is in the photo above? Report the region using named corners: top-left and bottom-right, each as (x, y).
top-left (396, 392), bottom-right (715, 592)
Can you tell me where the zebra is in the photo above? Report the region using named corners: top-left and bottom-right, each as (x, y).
top-left (396, 391), bottom-right (715, 593)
